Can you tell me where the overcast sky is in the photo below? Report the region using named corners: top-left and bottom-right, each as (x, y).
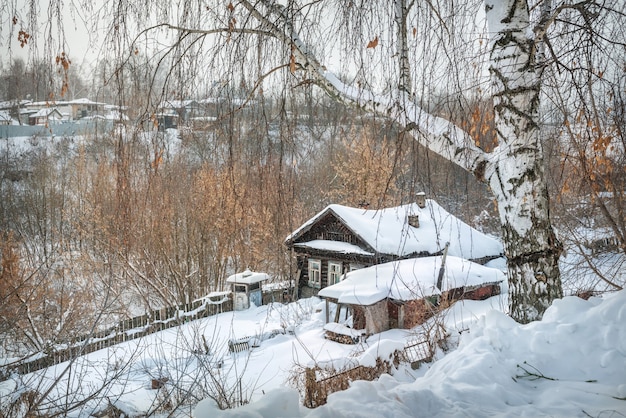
top-left (1, 0), bottom-right (101, 68)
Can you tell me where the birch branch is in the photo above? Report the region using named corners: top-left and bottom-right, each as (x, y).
top-left (238, 0), bottom-right (490, 182)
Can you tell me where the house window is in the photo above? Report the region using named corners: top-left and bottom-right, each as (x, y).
top-left (349, 263), bottom-right (364, 272)
top-left (328, 262), bottom-right (343, 286)
top-left (308, 259), bottom-right (321, 288)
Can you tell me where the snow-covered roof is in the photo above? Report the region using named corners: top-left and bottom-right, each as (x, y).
top-left (67, 98), bottom-right (106, 106)
top-left (226, 269), bottom-right (270, 285)
top-left (199, 97), bottom-right (250, 106)
top-left (104, 111), bottom-right (129, 121)
top-left (286, 199), bottom-right (503, 260)
top-left (318, 256), bottom-right (504, 306)
top-left (193, 291), bottom-right (231, 305)
top-left (29, 108), bottom-right (62, 118)
top-left (0, 99), bottom-right (32, 110)
top-left (0, 110), bottom-right (11, 122)
top-left (293, 240), bottom-right (374, 256)
top-left (159, 99), bottom-right (198, 109)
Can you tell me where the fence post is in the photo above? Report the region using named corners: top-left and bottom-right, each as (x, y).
top-left (304, 367), bottom-right (317, 408)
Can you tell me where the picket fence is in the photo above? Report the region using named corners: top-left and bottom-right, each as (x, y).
top-left (0, 288), bottom-right (290, 381)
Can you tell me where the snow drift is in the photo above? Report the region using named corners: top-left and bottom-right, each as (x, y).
top-left (195, 290), bottom-right (626, 417)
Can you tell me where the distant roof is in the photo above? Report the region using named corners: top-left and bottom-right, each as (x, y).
top-left (159, 99), bottom-right (198, 109)
top-left (25, 99), bottom-right (106, 107)
top-left (318, 256), bottom-right (504, 305)
top-left (104, 111), bottom-right (129, 121)
top-left (30, 108), bottom-right (62, 118)
top-left (286, 200), bottom-right (503, 260)
top-left (226, 269), bottom-right (270, 285)
top-left (0, 99), bottom-right (30, 110)
top-left (67, 98), bottom-right (106, 106)
top-left (199, 97), bottom-right (251, 106)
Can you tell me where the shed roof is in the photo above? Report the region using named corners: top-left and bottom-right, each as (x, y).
top-left (67, 98), bottom-right (106, 106)
top-left (318, 256), bottom-right (504, 306)
top-left (226, 269), bottom-right (270, 285)
top-left (30, 108), bottom-right (62, 118)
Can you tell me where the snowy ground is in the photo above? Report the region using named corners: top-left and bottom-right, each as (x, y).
top-left (2, 269), bottom-right (625, 417)
top-left (197, 289), bottom-right (626, 418)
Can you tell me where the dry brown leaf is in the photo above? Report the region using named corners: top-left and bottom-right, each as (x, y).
top-left (290, 54), bottom-right (296, 73)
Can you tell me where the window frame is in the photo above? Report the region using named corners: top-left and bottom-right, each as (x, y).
top-left (349, 263), bottom-right (364, 272)
top-left (328, 261), bottom-right (343, 286)
top-left (308, 258), bottom-right (322, 288)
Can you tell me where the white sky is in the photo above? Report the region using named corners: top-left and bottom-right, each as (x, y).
top-left (1, 0), bottom-right (102, 68)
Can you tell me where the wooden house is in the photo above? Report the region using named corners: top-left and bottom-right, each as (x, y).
top-left (66, 98), bottom-right (107, 120)
top-left (318, 256), bottom-right (504, 341)
top-left (226, 270), bottom-right (269, 311)
top-left (157, 100), bottom-right (200, 125)
top-left (285, 194), bottom-right (503, 298)
top-left (0, 110), bottom-right (12, 125)
top-left (28, 108), bottom-right (63, 126)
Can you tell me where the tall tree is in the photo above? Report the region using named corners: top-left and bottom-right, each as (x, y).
top-left (18, 0), bottom-right (625, 322)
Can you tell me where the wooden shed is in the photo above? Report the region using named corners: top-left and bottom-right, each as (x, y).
top-left (226, 270), bottom-right (269, 311)
top-left (318, 256), bottom-right (504, 342)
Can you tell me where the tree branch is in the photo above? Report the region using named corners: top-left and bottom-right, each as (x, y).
top-left (238, 0), bottom-right (490, 181)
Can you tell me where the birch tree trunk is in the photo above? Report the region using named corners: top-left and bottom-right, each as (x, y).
top-left (485, 0), bottom-right (562, 322)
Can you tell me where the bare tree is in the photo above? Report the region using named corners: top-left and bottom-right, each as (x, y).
top-left (79, 0), bottom-right (625, 322)
top-left (541, 4), bottom-right (626, 293)
top-left (11, 1), bottom-right (624, 322)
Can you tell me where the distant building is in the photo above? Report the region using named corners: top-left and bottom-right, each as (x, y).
top-left (24, 99), bottom-right (108, 121)
top-left (226, 270), bottom-right (269, 311)
top-left (157, 100), bottom-right (200, 129)
top-left (28, 108), bottom-right (63, 126)
top-left (66, 98), bottom-right (107, 120)
top-left (0, 110), bottom-right (12, 125)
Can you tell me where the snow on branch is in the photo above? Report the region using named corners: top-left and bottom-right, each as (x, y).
top-left (239, 0), bottom-right (490, 181)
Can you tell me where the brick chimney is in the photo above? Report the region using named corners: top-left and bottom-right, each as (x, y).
top-left (407, 214), bottom-right (420, 228)
top-left (416, 192), bottom-right (426, 209)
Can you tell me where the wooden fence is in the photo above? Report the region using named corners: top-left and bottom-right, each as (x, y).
top-left (304, 324), bottom-right (447, 408)
top-left (304, 357), bottom-right (396, 408)
top-left (0, 287), bottom-right (291, 381)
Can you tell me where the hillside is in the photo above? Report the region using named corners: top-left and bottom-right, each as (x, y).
top-left (2, 262), bottom-right (625, 417)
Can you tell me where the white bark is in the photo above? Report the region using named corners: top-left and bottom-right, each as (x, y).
top-left (394, 0), bottom-right (412, 98)
top-left (485, 0), bottom-right (562, 322)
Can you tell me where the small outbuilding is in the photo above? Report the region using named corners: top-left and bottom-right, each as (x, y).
top-left (226, 269), bottom-right (269, 311)
top-left (318, 256), bottom-right (504, 341)
top-left (0, 110), bottom-right (12, 125)
top-left (29, 108), bottom-right (63, 125)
